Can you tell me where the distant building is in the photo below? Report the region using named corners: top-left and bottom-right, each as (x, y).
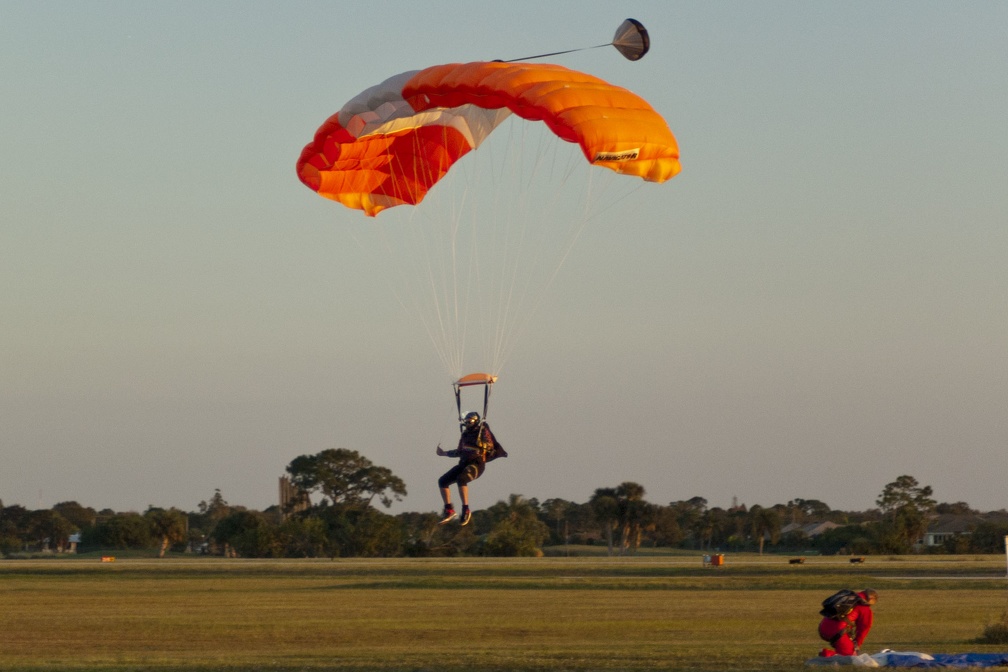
top-left (278, 476), bottom-right (310, 520)
top-left (780, 521), bottom-right (841, 538)
top-left (921, 514), bottom-right (982, 547)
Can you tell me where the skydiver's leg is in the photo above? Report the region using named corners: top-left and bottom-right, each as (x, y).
top-left (438, 467), bottom-right (462, 514)
top-left (455, 462), bottom-right (484, 509)
top-left (833, 635), bottom-right (856, 656)
top-left (457, 485), bottom-right (473, 525)
top-left (439, 467), bottom-right (460, 493)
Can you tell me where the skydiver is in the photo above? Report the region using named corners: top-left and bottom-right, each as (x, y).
top-left (818, 589), bottom-right (878, 657)
top-left (436, 411), bottom-right (507, 525)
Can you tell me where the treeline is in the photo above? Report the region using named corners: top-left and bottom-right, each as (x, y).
top-left (3, 451), bottom-right (1008, 558)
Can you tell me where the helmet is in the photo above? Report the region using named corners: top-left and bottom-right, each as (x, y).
top-left (462, 412), bottom-right (480, 428)
top-left (861, 589), bottom-right (878, 606)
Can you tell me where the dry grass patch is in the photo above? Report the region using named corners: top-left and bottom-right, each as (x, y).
top-left (1, 556), bottom-right (1006, 671)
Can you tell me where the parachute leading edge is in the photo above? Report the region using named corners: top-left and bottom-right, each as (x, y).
top-left (297, 61), bottom-right (680, 216)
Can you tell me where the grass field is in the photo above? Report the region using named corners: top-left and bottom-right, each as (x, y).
top-left (2, 552), bottom-right (1007, 671)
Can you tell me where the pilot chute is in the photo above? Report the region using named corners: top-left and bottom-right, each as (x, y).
top-left (611, 18), bottom-right (650, 61)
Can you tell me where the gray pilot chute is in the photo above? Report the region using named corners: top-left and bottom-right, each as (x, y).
top-left (503, 18), bottom-right (651, 63)
top-left (611, 18), bottom-right (650, 61)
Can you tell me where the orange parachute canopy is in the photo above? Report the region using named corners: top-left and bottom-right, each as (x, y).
top-left (296, 62), bottom-right (679, 216)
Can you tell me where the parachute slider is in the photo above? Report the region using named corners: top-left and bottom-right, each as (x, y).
top-left (453, 373), bottom-right (497, 426)
top-left (454, 373), bottom-right (498, 388)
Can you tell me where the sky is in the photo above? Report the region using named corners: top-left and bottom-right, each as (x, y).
top-left (3, 2), bottom-right (1007, 517)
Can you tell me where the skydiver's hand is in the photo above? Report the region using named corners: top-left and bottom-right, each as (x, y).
top-left (436, 444), bottom-right (445, 456)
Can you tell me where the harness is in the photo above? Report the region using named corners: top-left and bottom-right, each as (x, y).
top-left (460, 425), bottom-right (493, 459)
top-left (827, 614), bottom-right (857, 645)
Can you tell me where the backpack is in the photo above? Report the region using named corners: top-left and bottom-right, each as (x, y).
top-left (475, 425), bottom-right (507, 462)
top-left (820, 589), bottom-right (862, 619)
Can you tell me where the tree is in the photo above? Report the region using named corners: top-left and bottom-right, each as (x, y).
top-left (396, 511), bottom-right (444, 556)
top-left (26, 509), bottom-right (75, 552)
top-left (875, 475), bottom-right (936, 552)
top-left (87, 512), bottom-right (154, 550)
top-left (52, 501), bottom-right (97, 530)
top-left (936, 501), bottom-right (976, 515)
top-left (699, 507), bottom-right (731, 550)
top-left (541, 498), bottom-right (572, 545)
top-left (0, 504), bottom-right (30, 554)
top-left (145, 507), bottom-right (188, 557)
top-left (197, 489), bottom-right (232, 521)
top-left (546, 501), bottom-right (597, 546)
top-left (189, 489), bottom-right (234, 551)
top-left (286, 448), bottom-right (407, 509)
top-left (969, 520), bottom-right (1008, 553)
top-left (670, 497), bottom-right (707, 549)
top-left (876, 475), bottom-right (936, 516)
top-left (810, 523), bottom-right (874, 555)
top-left (615, 482), bottom-right (652, 554)
top-left (747, 505), bottom-right (781, 555)
top-left (589, 488), bottom-right (620, 555)
top-left (481, 495), bottom-right (550, 557)
top-left (213, 510), bottom-right (277, 558)
top-left (651, 505), bottom-right (685, 547)
top-left (276, 516), bottom-right (328, 557)
top-left (785, 498), bottom-right (832, 524)
top-left (317, 505), bottom-right (403, 558)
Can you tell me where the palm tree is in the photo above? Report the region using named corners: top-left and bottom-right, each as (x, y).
top-left (747, 505), bottom-right (781, 555)
top-left (615, 482), bottom-right (649, 554)
top-left (145, 507), bottom-right (188, 558)
top-left (542, 498), bottom-right (571, 545)
top-left (700, 507), bottom-right (731, 550)
top-left (589, 488), bottom-right (620, 555)
top-left (670, 497), bottom-right (707, 548)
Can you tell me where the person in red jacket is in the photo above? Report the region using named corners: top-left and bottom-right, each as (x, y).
top-left (818, 589), bottom-right (878, 656)
top-left (850, 589), bottom-right (877, 650)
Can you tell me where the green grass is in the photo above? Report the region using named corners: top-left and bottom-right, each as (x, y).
top-left (1, 555), bottom-right (1007, 671)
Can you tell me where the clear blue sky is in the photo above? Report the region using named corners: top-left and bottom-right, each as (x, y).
top-left (3, 2), bottom-right (1006, 515)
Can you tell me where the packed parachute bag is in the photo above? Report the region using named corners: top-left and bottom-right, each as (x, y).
top-left (819, 590), bottom-right (863, 619)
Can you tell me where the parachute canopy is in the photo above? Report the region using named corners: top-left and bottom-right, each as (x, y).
top-left (296, 61), bottom-right (680, 216)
